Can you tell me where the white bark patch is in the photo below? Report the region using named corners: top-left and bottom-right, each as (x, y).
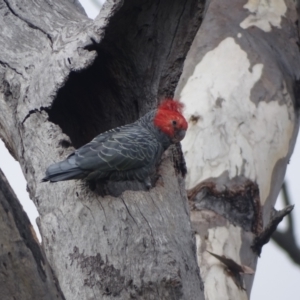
top-left (240, 0), bottom-right (287, 32)
top-left (180, 37), bottom-right (294, 204)
top-left (196, 225), bottom-right (248, 300)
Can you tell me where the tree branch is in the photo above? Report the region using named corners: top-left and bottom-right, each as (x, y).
top-left (271, 182), bottom-right (300, 266)
top-left (252, 204), bottom-right (294, 256)
top-left (0, 169), bottom-right (65, 300)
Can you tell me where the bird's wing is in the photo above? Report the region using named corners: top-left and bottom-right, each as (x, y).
top-left (74, 125), bottom-right (160, 172)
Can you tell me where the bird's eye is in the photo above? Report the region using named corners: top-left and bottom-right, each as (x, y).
top-left (172, 120), bottom-right (177, 126)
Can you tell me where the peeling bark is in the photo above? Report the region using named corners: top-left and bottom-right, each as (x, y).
top-left (176, 0), bottom-right (300, 298)
top-left (0, 0), bottom-right (205, 299)
top-left (188, 174), bottom-right (262, 233)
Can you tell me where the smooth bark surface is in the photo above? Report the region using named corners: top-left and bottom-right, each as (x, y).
top-left (0, 0), bottom-right (205, 299)
top-left (176, 0), bottom-right (300, 298)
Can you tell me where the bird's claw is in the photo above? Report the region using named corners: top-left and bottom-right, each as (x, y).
top-left (144, 177), bottom-right (152, 190)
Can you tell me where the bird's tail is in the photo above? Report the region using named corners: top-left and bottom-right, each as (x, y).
top-left (42, 156), bottom-right (84, 182)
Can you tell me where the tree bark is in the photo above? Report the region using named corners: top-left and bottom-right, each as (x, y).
top-left (175, 0), bottom-right (300, 299)
top-left (0, 0), bottom-right (205, 299)
top-left (0, 168), bottom-right (65, 300)
top-left (1, 0), bottom-right (298, 299)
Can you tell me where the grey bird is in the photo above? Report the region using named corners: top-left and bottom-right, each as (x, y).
top-left (42, 99), bottom-right (188, 187)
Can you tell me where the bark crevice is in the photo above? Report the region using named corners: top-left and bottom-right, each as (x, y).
top-left (22, 106), bottom-right (50, 124)
top-left (3, 0), bottom-right (53, 46)
top-left (188, 174), bottom-right (263, 234)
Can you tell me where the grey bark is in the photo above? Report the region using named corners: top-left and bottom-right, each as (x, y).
top-left (0, 0), bottom-right (206, 299)
top-left (0, 168), bottom-right (65, 300)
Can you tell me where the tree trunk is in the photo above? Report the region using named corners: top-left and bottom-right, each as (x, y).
top-left (175, 0), bottom-right (300, 299)
top-left (0, 168), bottom-right (65, 299)
top-left (1, 0), bottom-right (299, 299)
top-left (0, 0), bottom-right (206, 299)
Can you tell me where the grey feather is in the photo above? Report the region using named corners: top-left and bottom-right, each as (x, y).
top-left (42, 110), bottom-right (171, 184)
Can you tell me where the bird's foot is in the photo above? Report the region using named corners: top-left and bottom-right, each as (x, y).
top-left (88, 180), bottom-right (96, 191)
top-left (144, 177), bottom-right (152, 190)
top-left (88, 179), bottom-right (109, 197)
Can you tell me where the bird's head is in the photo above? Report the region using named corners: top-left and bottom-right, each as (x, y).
top-left (154, 99), bottom-right (188, 143)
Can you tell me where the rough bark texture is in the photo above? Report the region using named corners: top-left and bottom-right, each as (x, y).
top-left (0, 169), bottom-right (65, 300)
top-left (0, 0), bottom-right (205, 299)
top-left (175, 0), bottom-right (300, 298)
